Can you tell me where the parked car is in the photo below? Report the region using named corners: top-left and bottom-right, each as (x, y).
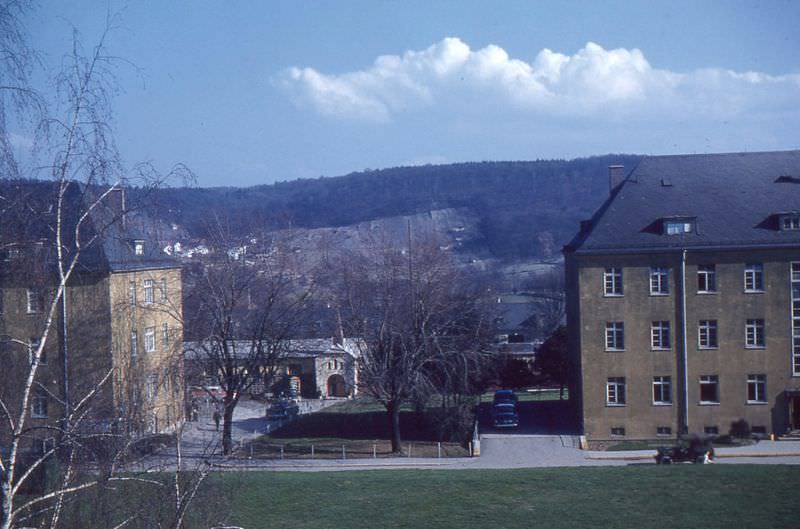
top-left (655, 437), bottom-right (715, 464)
top-left (492, 402), bottom-right (519, 429)
top-left (493, 389), bottom-right (518, 406)
top-left (267, 400), bottom-right (299, 421)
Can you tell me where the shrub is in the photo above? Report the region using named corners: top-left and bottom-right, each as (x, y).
top-left (729, 419), bottom-right (751, 439)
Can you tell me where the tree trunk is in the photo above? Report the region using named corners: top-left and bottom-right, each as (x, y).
top-left (222, 398), bottom-right (235, 455)
top-left (387, 400), bottom-right (402, 454)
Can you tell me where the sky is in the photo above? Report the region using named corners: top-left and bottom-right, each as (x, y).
top-left (23, 0), bottom-right (800, 188)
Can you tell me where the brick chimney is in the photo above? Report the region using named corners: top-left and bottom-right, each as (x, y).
top-left (608, 165), bottom-right (625, 194)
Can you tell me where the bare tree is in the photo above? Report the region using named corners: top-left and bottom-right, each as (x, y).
top-left (335, 228), bottom-right (493, 453)
top-left (0, 8), bottom-right (194, 528)
top-left (185, 227), bottom-right (315, 455)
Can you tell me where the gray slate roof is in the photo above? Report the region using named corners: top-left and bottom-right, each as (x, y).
top-left (565, 150), bottom-right (800, 254)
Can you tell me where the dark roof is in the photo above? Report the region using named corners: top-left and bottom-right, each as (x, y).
top-left (0, 179), bottom-right (178, 274)
top-left (565, 150), bottom-right (800, 254)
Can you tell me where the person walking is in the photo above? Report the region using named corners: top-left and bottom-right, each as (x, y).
top-left (213, 409), bottom-right (221, 431)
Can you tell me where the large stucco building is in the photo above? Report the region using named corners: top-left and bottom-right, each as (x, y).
top-left (564, 151), bottom-right (800, 440)
top-left (0, 182), bottom-right (184, 455)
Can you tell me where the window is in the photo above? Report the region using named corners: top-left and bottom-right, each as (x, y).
top-left (605, 322), bottom-right (625, 351)
top-left (656, 426), bottom-right (672, 436)
top-left (698, 320), bottom-right (718, 349)
top-left (610, 427), bottom-right (626, 436)
top-left (651, 321), bottom-right (671, 350)
top-left (703, 426), bottom-right (719, 435)
top-left (697, 265), bottom-right (716, 293)
top-left (160, 278), bottom-right (168, 301)
top-left (130, 330), bottom-right (138, 357)
top-left (144, 327), bottom-right (155, 353)
top-left (603, 267), bottom-right (623, 296)
top-left (793, 263), bottom-right (800, 375)
top-left (134, 240), bottom-right (145, 255)
top-left (32, 390), bottom-right (48, 418)
top-left (744, 263), bottom-right (764, 292)
top-left (28, 338), bottom-right (44, 365)
top-left (650, 267), bottom-right (669, 295)
top-left (665, 220), bottom-right (694, 235)
top-left (747, 374), bottom-right (767, 403)
top-left (162, 323), bottom-right (169, 347)
top-left (782, 215), bottom-right (800, 231)
top-left (606, 377), bottom-right (626, 405)
top-left (26, 289), bottom-right (42, 313)
top-left (745, 319), bottom-right (765, 348)
top-left (144, 279), bottom-right (154, 304)
top-left (652, 376), bottom-right (672, 404)
top-left (699, 375), bottom-right (719, 404)
top-left (128, 280), bottom-right (136, 307)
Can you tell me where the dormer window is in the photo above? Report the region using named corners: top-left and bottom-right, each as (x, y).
top-left (781, 214), bottom-right (800, 231)
top-left (664, 217), bottom-right (695, 235)
top-left (134, 240), bottom-right (145, 256)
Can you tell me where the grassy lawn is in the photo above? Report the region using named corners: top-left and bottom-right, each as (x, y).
top-left (221, 465), bottom-right (797, 529)
top-left (243, 398), bottom-right (471, 458)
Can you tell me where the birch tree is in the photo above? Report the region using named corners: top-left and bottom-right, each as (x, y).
top-left (0, 6), bottom-right (192, 528)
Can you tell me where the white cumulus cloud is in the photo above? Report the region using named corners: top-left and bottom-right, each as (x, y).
top-left (278, 38), bottom-right (800, 122)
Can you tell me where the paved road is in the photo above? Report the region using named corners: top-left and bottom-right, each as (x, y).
top-left (143, 397), bottom-right (800, 472)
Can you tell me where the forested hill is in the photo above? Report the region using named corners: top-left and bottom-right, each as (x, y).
top-left (148, 154), bottom-right (641, 261)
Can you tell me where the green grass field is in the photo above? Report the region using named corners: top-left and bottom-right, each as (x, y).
top-left (219, 465), bottom-right (796, 529)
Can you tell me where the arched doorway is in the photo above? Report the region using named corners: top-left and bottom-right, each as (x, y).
top-left (327, 374), bottom-right (347, 398)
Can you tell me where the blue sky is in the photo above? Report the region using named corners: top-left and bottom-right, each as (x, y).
top-left (25, 1), bottom-right (800, 187)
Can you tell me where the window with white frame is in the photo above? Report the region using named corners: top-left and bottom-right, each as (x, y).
top-left (603, 267), bottom-right (623, 296)
top-left (792, 263), bottom-right (800, 375)
top-left (128, 280), bottom-right (136, 307)
top-left (699, 320), bottom-right (718, 349)
top-left (32, 390), bottom-right (48, 418)
top-left (744, 263), bottom-right (764, 292)
top-left (652, 376), bottom-right (672, 404)
top-left (782, 215), bottom-right (800, 231)
top-left (699, 375), bottom-right (719, 404)
top-left (605, 322), bottom-right (625, 351)
top-left (28, 337), bottom-right (44, 365)
top-left (745, 319), bottom-right (765, 348)
top-left (26, 288), bottom-right (42, 313)
top-left (746, 374), bottom-right (766, 403)
top-left (162, 322), bottom-right (169, 347)
top-left (144, 279), bottom-right (154, 304)
top-left (160, 278), bottom-right (168, 301)
top-left (650, 267), bottom-right (669, 295)
top-left (134, 240), bottom-right (145, 255)
top-left (665, 220), bottom-right (694, 235)
top-left (697, 265), bottom-right (716, 293)
top-left (130, 330), bottom-right (138, 357)
top-left (606, 377), bottom-right (626, 405)
top-left (144, 327), bottom-right (155, 353)
top-left (651, 321), bottom-right (671, 350)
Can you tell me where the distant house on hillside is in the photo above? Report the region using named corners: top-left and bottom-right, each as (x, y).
top-left (564, 151), bottom-right (800, 441)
